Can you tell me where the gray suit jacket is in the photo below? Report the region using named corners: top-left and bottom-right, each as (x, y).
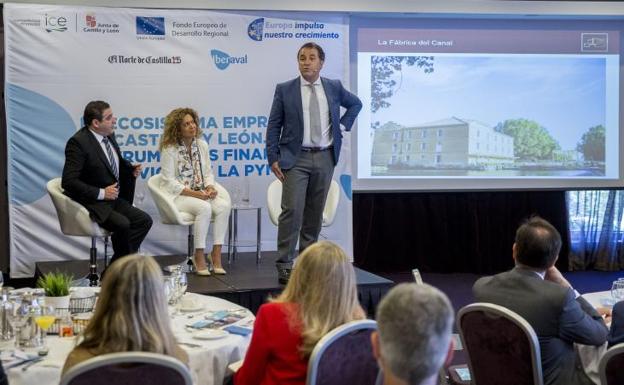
top-left (266, 76), bottom-right (362, 170)
top-left (473, 267), bottom-right (608, 385)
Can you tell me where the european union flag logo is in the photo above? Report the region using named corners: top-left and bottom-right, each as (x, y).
top-left (136, 16), bottom-right (165, 36)
top-left (248, 18), bottom-right (264, 41)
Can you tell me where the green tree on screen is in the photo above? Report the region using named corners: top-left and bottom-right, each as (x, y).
top-left (371, 56), bottom-right (434, 128)
top-left (494, 119), bottom-right (560, 161)
top-left (576, 125), bottom-right (605, 162)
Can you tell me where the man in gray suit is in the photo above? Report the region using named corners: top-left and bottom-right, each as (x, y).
top-left (266, 42), bottom-right (362, 283)
top-left (473, 216), bottom-right (610, 385)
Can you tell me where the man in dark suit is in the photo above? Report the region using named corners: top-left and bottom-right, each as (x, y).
top-left (266, 42), bottom-right (362, 283)
top-left (62, 100), bottom-right (152, 264)
top-left (609, 300), bottom-right (624, 347)
top-left (473, 216), bottom-right (610, 385)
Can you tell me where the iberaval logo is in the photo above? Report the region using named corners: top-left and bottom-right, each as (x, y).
top-left (136, 16), bottom-right (165, 36)
top-left (247, 18), bottom-right (264, 41)
top-left (210, 49), bottom-right (248, 70)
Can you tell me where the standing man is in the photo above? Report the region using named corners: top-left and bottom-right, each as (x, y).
top-left (62, 101), bottom-right (152, 264)
top-left (266, 42), bottom-right (362, 283)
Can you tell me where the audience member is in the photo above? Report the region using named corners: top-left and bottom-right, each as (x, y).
top-left (159, 107), bottom-right (231, 275)
top-left (609, 301), bottom-right (624, 347)
top-left (234, 241), bottom-right (365, 385)
top-left (61, 254), bottom-right (188, 375)
top-left (372, 283), bottom-right (454, 385)
top-left (473, 216), bottom-right (610, 385)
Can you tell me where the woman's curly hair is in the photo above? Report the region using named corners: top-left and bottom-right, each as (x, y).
top-left (159, 107), bottom-right (201, 150)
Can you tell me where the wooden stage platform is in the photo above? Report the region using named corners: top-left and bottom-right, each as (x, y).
top-left (35, 251), bottom-right (393, 315)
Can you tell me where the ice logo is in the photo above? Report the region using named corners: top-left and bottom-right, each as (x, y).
top-left (247, 18), bottom-right (264, 41)
top-left (211, 49), bottom-right (248, 70)
top-left (43, 14), bottom-right (68, 33)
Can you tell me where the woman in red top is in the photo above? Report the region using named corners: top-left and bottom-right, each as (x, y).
top-left (234, 241), bottom-right (365, 385)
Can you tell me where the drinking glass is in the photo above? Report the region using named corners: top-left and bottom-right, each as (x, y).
top-left (164, 276), bottom-right (176, 306)
top-left (135, 189), bottom-right (145, 208)
top-left (33, 306), bottom-right (56, 349)
top-left (231, 186), bottom-right (241, 208)
top-left (611, 280), bottom-right (624, 302)
top-left (175, 271), bottom-right (188, 303)
top-left (241, 178), bottom-right (250, 207)
top-left (6, 300), bottom-right (28, 348)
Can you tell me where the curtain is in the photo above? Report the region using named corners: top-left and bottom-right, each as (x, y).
top-left (567, 190), bottom-right (624, 271)
top-left (353, 190), bottom-right (570, 274)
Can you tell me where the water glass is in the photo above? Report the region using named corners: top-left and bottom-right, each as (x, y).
top-left (176, 272), bottom-right (188, 302)
top-left (164, 276), bottom-right (176, 306)
top-left (231, 186), bottom-right (241, 207)
top-left (7, 301), bottom-right (29, 348)
top-left (611, 280), bottom-right (624, 302)
top-left (135, 189), bottom-right (145, 208)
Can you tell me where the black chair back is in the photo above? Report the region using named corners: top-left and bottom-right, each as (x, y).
top-left (307, 320), bottom-right (379, 385)
top-left (458, 303), bottom-right (543, 385)
top-left (599, 342), bottom-right (624, 385)
top-left (60, 352), bottom-right (192, 385)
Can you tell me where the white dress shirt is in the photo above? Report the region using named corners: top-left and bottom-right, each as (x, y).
top-left (300, 75), bottom-right (332, 148)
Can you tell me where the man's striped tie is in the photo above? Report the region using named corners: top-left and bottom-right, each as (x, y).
top-left (102, 138), bottom-right (119, 180)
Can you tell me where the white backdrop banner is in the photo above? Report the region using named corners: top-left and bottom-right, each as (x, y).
top-left (5, 4), bottom-right (353, 277)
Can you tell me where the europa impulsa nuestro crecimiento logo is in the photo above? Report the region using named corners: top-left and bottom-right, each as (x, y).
top-left (247, 18), bottom-right (264, 41)
top-left (210, 49), bottom-right (248, 70)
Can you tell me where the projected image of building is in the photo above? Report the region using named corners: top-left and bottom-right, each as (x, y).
top-left (372, 117), bottom-right (514, 168)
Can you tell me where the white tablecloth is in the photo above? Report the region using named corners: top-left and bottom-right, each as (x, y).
top-left (583, 290), bottom-right (612, 309)
top-left (577, 290), bottom-right (612, 385)
top-left (3, 293), bottom-right (253, 385)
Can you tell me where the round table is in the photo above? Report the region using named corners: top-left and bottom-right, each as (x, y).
top-left (3, 293), bottom-right (253, 385)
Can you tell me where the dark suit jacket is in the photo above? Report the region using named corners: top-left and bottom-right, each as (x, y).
top-left (266, 76), bottom-right (362, 170)
top-left (61, 126), bottom-right (136, 224)
top-left (473, 267), bottom-right (608, 385)
top-left (609, 301), bottom-right (624, 347)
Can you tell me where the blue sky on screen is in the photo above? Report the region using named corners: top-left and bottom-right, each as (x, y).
top-left (373, 55), bottom-right (606, 151)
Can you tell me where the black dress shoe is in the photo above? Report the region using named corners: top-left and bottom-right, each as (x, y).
top-left (276, 263), bottom-right (293, 285)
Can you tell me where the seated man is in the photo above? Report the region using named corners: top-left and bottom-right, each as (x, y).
top-left (62, 100), bottom-right (152, 264)
top-left (473, 216), bottom-right (609, 385)
top-left (372, 283), bottom-right (454, 385)
top-left (609, 300), bottom-right (624, 347)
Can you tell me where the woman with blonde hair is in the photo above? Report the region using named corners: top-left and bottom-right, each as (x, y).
top-left (159, 107), bottom-right (231, 275)
top-left (234, 241), bottom-right (365, 385)
top-left (61, 254), bottom-right (188, 375)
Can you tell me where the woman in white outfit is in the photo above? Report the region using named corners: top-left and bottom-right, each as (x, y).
top-left (159, 108), bottom-right (231, 275)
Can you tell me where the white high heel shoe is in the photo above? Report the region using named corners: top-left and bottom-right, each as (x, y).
top-left (191, 258), bottom-right (211, 276)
